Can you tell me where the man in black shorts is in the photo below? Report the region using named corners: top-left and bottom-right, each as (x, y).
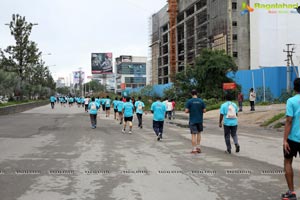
top-left (185, 90), bottom-right (206, 154)
top-left (122, 97), bottom-right (134, 134)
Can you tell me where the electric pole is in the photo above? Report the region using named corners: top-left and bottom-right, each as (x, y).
top-left (283, 44), bottom-right (295, 93)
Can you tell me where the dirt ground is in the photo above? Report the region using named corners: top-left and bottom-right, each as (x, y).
top-left (204, 104), bottom-right (286, 128)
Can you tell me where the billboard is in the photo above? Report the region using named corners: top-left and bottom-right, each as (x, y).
top-left (91, 53), bottom-right (113, 74)
top-left (249, 0), bottom-right (300, 69)
top-left (73, 71), bottom-right (85, 84)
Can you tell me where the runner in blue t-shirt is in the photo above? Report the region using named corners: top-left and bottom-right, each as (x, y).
top-left (122, 97), bottom-right (134, 134)
top-left (219, 93), bottom-right (240, 154)
top-left (101, 97), bottom-right (106, 111)
top-left (76, 97), bottom-right (82, 108)
top-left (151, 96), bottom-right (166, 141)
top-left (95, 97), bottom-right (101, 112)
top-left (105, 96), bottom-right (111, 117)
top-left (50, 96), bottom-right (56, 109)
top-left (69, 97), bottom-right (74, 107)
top-left (185, 90), bottom-right (206, 153)
top-left (60, 97), bottom-right (66, 107)
top-left (135, 96), bottom-right (145, 129)
top-left (117, 97), bottom-right (125, 124)
top-left (112, 97), bottom-right (119, 120)
top-left (282, 78), bottom-right (300, 200)
top-left (88, 97), bottom-right (100, 129)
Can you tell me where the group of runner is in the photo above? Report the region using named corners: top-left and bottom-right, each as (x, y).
top-left (86, 96), bottom-right (146, 132)
top-left (80, 95), bottom-right (177, 142)
top-left (49, 96), bottom-right (86, 108)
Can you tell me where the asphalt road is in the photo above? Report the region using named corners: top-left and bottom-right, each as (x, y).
top-left (0, 103), bottom-right (296, 200)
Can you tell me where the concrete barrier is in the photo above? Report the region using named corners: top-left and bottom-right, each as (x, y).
top-left (0, 101), bottom-right (49, 115)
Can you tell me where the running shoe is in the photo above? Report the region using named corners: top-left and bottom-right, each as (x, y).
top-left (191, 150), bottom-right (198, 154)
top-left (281, 191), bottom-right (297, 200)
top-left (158, 132), bottom-right (162, 140)
top-left (128, 130), bottom-right (132, 134)
top-left (122, 129), bottom-right (125, 134)
top-left (157, 136), bottom-right (161, 141)
top-left (196, 147), bottom-right (201, 153)
top-left (225, 150), bottom-right (231, 154)
top-left (235, 144), bottom-right (240, 153)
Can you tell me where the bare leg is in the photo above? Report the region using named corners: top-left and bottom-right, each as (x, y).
top-left (191, 134), bottom-right (196, 148)
top-left (197, 133), bottom-right (201, 146)
top-left (284, 158), bottom-right (294, 191)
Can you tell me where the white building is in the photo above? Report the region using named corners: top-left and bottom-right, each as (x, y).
top-left (115, 55), bottom-right (147, 94)
top-left (56, 77), bottom-right (66, 88)
top-left (250, 0), bottom-right (300, 69)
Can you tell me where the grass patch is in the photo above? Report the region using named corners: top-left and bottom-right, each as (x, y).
top-left (261, 112), bottom-right (285, 127)
top-left (273, 122), bottom-right (283, 129)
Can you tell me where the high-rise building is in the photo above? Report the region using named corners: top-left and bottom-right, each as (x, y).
top-left (56, 77), bottom-right (66, 88)
top-left (150, 0), bottom-right (250, 85)
top-left (115, 55), bottom-right (147, 94)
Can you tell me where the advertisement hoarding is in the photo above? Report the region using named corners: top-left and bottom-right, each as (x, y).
top-left (91, 53), bottom-right (113, 74)
top-left (73, 71), bottom-right (85, 84)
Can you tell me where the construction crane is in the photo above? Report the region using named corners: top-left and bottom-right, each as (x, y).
top-left (167, 0), bottom-right (177, 82)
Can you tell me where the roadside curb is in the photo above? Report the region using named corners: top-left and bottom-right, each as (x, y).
top-left (0, 101), bottom-right (49, 115)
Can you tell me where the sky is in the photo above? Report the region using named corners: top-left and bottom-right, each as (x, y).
top-left (0, 0), bottom-right (167, 83)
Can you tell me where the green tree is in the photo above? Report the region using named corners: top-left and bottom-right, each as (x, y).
top-left (175, 49), bottom-right (238, 99)
top-left (83, 80), bottom-right (105, 94)
top-left (56, 87), bottom-right (70, 95)
top-left (0, 14), bottom-right (55, 99)
top-left (3, 14), bottom-right (41, 79)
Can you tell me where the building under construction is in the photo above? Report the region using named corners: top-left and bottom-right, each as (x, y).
top-left (150, 0), bottom-right (250, 85)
